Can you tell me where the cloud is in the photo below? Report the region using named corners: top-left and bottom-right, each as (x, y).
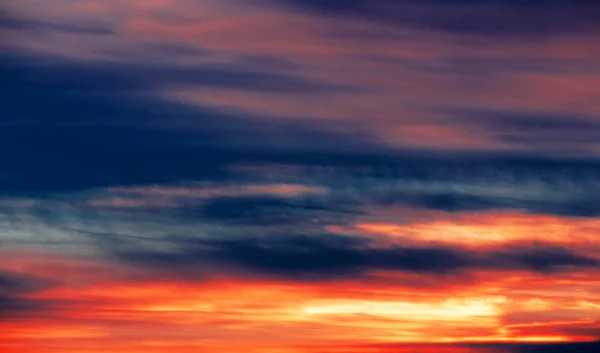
top-left (495, 245), bottom-right (600, 273)
top-left (330, 342), bottom-right (600, 353)
top-left (506, 341), bottom-right (600, 353)
top-left (436, 109), bottom-right (600, 154)
top-left (183, 192), bottom-right (357, 227)
top-left (116, 232), bottom-right (599, 281)
top-left (86, 183), bottom-right (328, 209)
top-left (0, 52), bottom-right (380, 194)
top-left (0, 270), bottom-right (58, 318)
top-left (275, 0), bottom-right (600, 36)
top-left (193, 196), bottom-right (324, 226)
top-left (1, 0), bottom-right (600, 349)
top-left (0, 270), bottom-right (55, 294)
top-left (0, 16), bottom-right (115, 35)
top-left (3, 53), bottom-right (346, 93)
top-left (503, 317), bottom-right (600, 342)
top-left (229, 154), bottom-right (600, 217)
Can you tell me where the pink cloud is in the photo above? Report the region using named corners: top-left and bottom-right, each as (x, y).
top-left (87, 183), bottom-right (328, 208)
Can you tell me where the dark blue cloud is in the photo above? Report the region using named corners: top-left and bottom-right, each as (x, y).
top-left (100, 42), bottom-right (209, 61)
top-left (507, 341), bottom-right (600, 353)
top-left (220, 152), bottom-right (600, 217)
top-left (0, 52), bottom-right (378, 195)
top-left (0, 15), bottom-right (115, 35)
top-left (196, 196), bottom-right (319, 226)
top-left (277, 0), bottom-right (600, 36)
top-left (373, 191), bottom-right (502, 212)
top-left (366, 187), bottom-right (600, 217)
top-left (2, 53), bottom-right (347, 93)
top-left (495, 245), bottom-right (600, 273)
top-left (235, 55), bottom-right (301, 71)
top-left (0, 270), bottom-right (55, 294)
top-left (3, 50), bottom-right (600, 219)
top-left (116, 233), bottom-right (599, 281)
top-left (353, 342), bottom-right (600, 353)
top-left (186, 195), bottom-right (357, 226)
top-left (440, 109), bottom-right (600, 152)
top-left (0, 292), bottom-right (49, 318)
top-left (205, 234), bottom-right (370, 280)
top-left (0, 270), bottom-right (59, 318)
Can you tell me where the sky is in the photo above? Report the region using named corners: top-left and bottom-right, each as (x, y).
top-left (1, 1), bottom-right (600, 352)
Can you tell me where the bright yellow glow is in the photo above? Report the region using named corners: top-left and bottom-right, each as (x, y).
top-left (300, 297), bottom-right (507, 320)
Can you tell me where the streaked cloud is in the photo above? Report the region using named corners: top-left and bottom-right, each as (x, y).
top-left (2, 0), bottom-right (599, 351)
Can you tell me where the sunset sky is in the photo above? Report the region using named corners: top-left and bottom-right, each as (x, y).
top-left (1, 1), bottom-right (600, 352)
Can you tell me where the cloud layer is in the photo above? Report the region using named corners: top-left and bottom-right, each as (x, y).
top-left (1, 0), bottom-right (599, 352)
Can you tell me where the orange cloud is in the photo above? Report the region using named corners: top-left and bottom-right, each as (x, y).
top-left (346, 211), bottom-right (600, 249)
top-left (2, 242), bottom-right (599, 352)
